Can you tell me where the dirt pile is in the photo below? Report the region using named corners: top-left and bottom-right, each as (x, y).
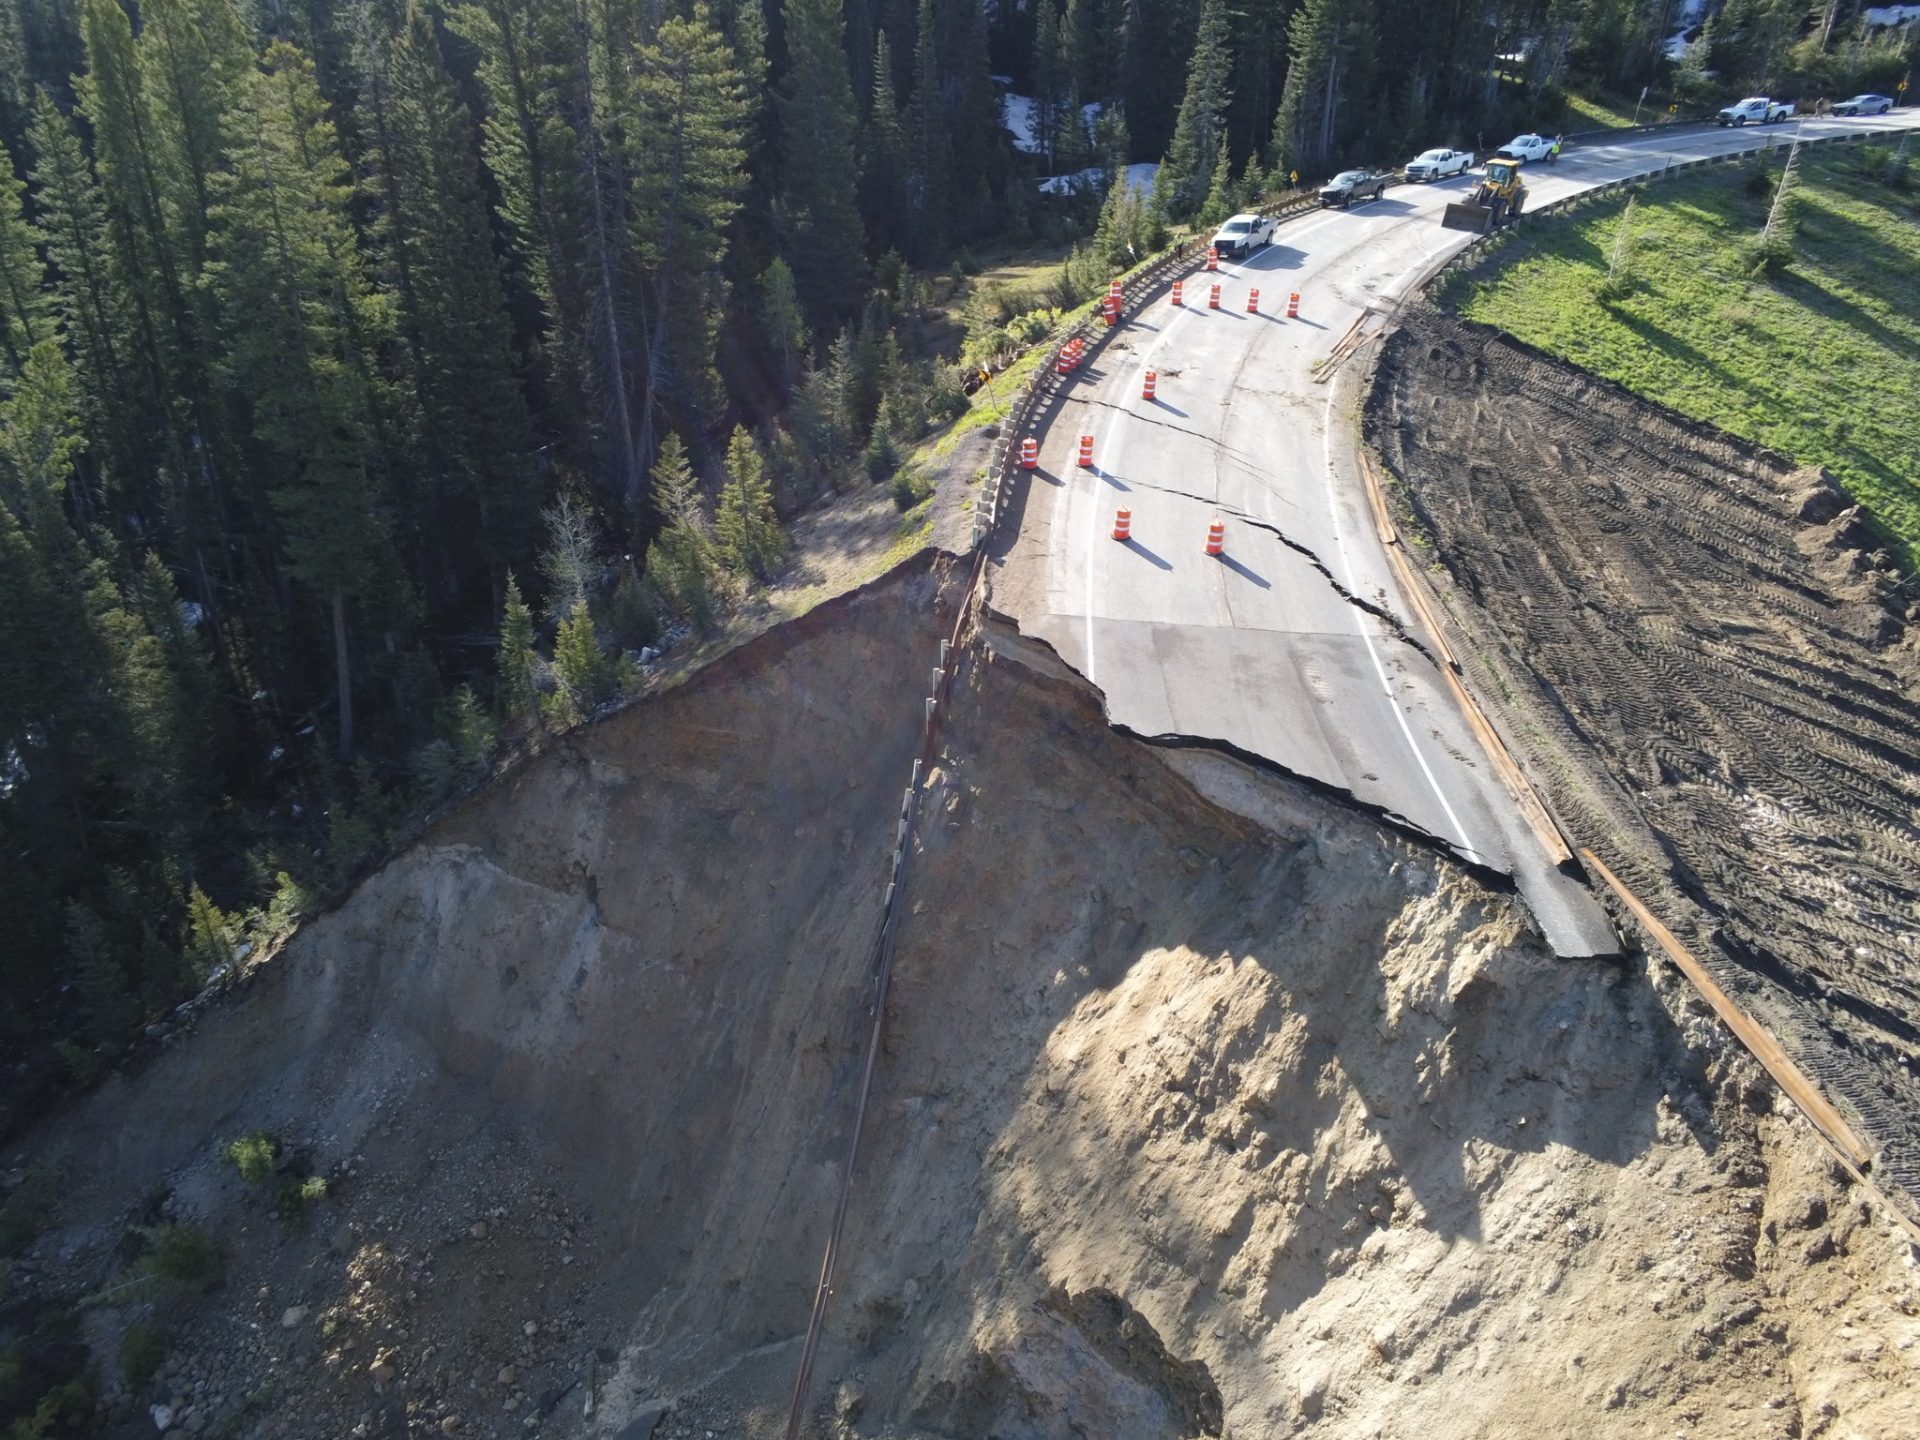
top-left (1365, 305), bottom-right (1920, 1224)
top-left (5, 558), bottom-right (1918, 1440)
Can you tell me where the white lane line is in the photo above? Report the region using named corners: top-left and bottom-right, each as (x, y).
top-left (1318, 384), bottom-right (1483, 861)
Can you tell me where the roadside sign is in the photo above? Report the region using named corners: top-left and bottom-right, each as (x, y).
top-left (1289, 169), bottom-right (1298, 185)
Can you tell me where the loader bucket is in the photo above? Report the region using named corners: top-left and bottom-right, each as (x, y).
top-left (1441, 201), bottom-right (1494, 233)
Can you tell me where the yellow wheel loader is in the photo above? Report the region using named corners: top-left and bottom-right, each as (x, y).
top-left (1441, 158), bottom-right (1529, 233)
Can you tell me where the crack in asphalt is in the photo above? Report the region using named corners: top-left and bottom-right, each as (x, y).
top-left (976, 600), bottom-right (1521, 889)
top-left (1085, 473), bottom-right (1442, 670)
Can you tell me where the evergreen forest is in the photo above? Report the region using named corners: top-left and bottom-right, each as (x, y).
top-left (1, 0), bottom-right (1914, 1114)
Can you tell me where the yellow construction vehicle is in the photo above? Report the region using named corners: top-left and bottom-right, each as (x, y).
top-left (1441, 158), bottom-right (1529, 232)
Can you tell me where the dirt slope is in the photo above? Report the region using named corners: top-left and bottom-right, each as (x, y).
top-left (1365, 306), bottom-right (1920, 1224)
top-left (4, 558), bottom-right (1917, 1440)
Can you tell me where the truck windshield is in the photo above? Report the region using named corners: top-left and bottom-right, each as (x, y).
top-left (1333, 171), bottom-right (1365, 185)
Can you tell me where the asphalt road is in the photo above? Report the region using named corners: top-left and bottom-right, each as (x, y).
top-left (989, 113), bottom-right (1920, 959)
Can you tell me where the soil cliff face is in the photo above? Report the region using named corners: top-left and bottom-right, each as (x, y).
top-left (7, 559), bottom-right (1917, 1440)
top-left (1366, 305), bottom-right (1920, 1222)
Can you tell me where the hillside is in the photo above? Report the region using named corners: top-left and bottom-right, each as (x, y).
top-left (1446, 144), bottom-right (1920, 564)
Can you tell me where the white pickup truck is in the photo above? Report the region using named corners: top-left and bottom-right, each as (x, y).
top-left (1494, 133), bottom-right (1557, 162)
top-left (1718, 96), bottom-right (1795, 125)
top-left (1209, 212), bottom-right (1275, 257)
top-left (1405, 147), bottom-right (1473, 181)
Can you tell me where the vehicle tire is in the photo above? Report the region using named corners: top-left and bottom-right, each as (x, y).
top-left (1510, 192), bottom-right (1525, 217)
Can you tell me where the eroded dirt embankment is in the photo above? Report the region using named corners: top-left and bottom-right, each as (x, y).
top-left (6, 557), bottom-right (1918, 1440)
top-left (1366, 305), bottom-right (1920, 1223)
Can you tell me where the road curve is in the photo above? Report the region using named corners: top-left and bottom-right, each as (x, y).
top-left (989, 113), bottom-right (1920, 958)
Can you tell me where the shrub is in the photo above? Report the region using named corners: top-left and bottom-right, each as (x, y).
top-left (0, 1170), bottom-right (56, 1258)
top-left (603, 569), bottom-right (661, 650)
top-left (120, 1323), bottom-right (167, 1387)
top-left (273, 1175), bottom-right (327, 1221)
top-left (890, 467), bottom-right (934, 511)
top-left (7, 1378), bottom-right (94, 1438)
top-left (139, 1225), bottom-right (222, 1290)
top-left (1738, 229), bottom-right (1794, 277)
top-left (224, 1131), bottom-right (277, 1184)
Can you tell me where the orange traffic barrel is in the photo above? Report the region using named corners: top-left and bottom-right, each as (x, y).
top-left (1287, 291), bottom-right (1300, 318)
top-left (1142, 370), bottom-right (1157, 400)
top-left (1171, 279), bottom-right (1184, 306)
top-left (1206, 519), bottom-right (1225, 556)
top-left (1112, 508), bottom-right (1132, 541)
top-left (1208, 283), bottom-right (1221, 309)
top-left (1206, 246), bottom-right (1219, 271)
top-left (1020, 437), bottom-right (1037, 469)
top-left (1077, 434), bottom-right (1094, 468)
top-left (1247, 288), bottom-right (1260, 313)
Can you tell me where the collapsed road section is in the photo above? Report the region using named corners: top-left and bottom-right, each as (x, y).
top-left (1366, 305), bottom-right (1920, 1223)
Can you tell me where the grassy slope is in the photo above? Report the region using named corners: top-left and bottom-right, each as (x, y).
top-left (1449, 148), bottom-right (1920, 564)
top-left (1562, 90), bottom-right (1644, 130)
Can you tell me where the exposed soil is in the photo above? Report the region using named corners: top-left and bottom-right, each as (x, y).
top-left (1365, 304), bottom-right (1920, 1224)
top-left (5, 558), bottom-right (1919, 1440)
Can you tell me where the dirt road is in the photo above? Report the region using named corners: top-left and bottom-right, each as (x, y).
top-left (1366, 306), bottom-right (1920, 1220)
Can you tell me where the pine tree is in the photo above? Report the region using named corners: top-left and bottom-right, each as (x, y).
top-left (497, 572), bottom-right (539, 724)
top-left (136, 0), bottom-right (254, 273)
top-left (205, 41), bottom-right (391, 761)
top-left (859, 30), bottom-right (909, 255)
top-left (758, 256), bottom-right (805, 389)
top-left (354, 3), bottom-right (540, 601)
top-left (1270, 0), bottom-right (1373, 179)
top-left (777, 0), bottom-right (868, 321)
top-left (1198, 140), bottom-right (1234, 225)
top-left (904, 0), bottom-right (951, 262)
top-left (629, 8), bottom-right (751, 463)
top-left (715, 424), bottom-right (785, 580)
top-left (1118, 0), bottom-right (1190, 161)
top-left (546, 598), bottom-right (625, 725)
top-left (446, 0), bottom-right (596, 479)
top-left (1158, 0), bottom-right (1232, 221)
top-left (644, 432), bottom-right (715, 625)
top-left (0, 138), bottom-right (49, 381)
top-left (1032, 0), bottom-right (1063, 168)
top-left (26, 92), bottom-right (144, 491)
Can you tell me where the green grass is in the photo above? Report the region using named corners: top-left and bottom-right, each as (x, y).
top-left (1451, 149), bottom-right (1920, 566)
top-left (1563, 90), bottom-right (1645, 130)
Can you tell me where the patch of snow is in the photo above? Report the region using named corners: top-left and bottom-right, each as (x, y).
top-left (1037, 161), bottom-right (1157, 197)
top-left (1005, 93), bottom-right (1108, 154)
top-left (1865, 5), bottom-right (1920, 27)
top-left (1665, 30), bottom-right (1693, 61)
top-left (1003, 94), bottom-right (1039, 152)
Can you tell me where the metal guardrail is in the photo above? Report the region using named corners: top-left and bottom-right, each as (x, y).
top-left (969, 189), bottom-right (1325, 553)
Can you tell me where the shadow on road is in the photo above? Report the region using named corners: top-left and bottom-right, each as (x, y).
top-left (1214, 552), bottom-right (1271, 589)
top-left (1122, 536), bottom-right (1173, 570)
top-left (1099, 470), bottom-right (1131, 491)
top-left (1149, 399), bottom-right (1190, 417)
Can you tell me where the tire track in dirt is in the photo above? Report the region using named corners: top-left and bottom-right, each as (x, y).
top-left (1365, 308), bottom-right (1920, 1220)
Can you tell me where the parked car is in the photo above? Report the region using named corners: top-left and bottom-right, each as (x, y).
top-left (1319, 168), bottom-right (1389, 208)
top-left (1717, 96), bottom-right (1794, 125)
top-left (1832, 93), bottom-right (1893, 116)
top-left (1209, 212), bottom-right (1275, 256)
top-left (1405, 147), bottom-right (1473, 181)
top-left (1495, 133), bottom-right (1556, 162)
